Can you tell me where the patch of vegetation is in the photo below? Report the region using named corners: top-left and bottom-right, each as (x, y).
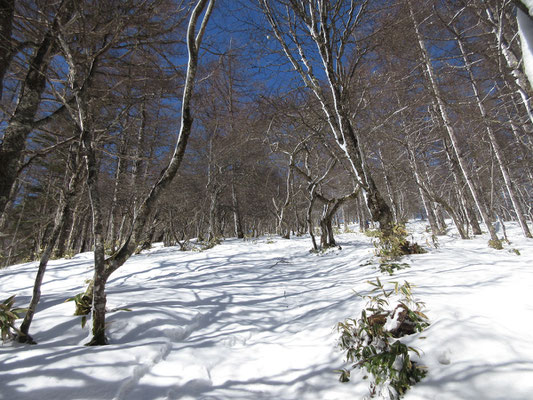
top-left (1, 295), bottom-right (26, 342)
top-left (66, 291), bottom-right (93, 328)
top-left (378, 262), bottom-right (410, 276)
top-left (309, 245), bottom-right (341, 255)
top-left (191, 237), bottom-right (222, 252)
top-left (337, 279), bottom-right (429, 399)
top-left (364, 228), bottom-right (381, 238)
top-left (488, 238), bottom-right (503, 250)
top-left (373, 224), bottom-right (426, 262)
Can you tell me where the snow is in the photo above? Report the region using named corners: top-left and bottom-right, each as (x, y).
top-left (1, 221), bottom-right (533, 400)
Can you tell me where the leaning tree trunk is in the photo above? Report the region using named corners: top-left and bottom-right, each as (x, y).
top-left (0, 1), bottom-right (74, 217)
top-left (409, 2), bottom-right (500, 246)
top-left (485, 4), bottom-right (533, 131)
top-left (18, 143), bottom-right (83, 343)
top-left (0, 28), bottom-right (54, 217)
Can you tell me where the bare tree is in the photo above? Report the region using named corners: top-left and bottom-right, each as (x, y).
top-left (259, 0), bottom-right (395, 235)
top-left (83, 0), bottom-right (215, 345)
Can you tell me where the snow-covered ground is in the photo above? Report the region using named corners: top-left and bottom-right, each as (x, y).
top-left (1, 221), bottom-right (532, 400)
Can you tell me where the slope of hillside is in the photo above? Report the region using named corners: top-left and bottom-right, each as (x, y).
top-left (1, 221), bottom-right (532, 400)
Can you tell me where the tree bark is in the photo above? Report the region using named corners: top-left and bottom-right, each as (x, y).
top-left (0, 0), bottom-right (15, 101)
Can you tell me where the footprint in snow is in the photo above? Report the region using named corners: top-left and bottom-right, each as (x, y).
top-left (437, 349), bottom-right (452, 365)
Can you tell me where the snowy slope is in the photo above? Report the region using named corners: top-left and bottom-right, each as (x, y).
top-left (1, 222), bottom-right (532, 400)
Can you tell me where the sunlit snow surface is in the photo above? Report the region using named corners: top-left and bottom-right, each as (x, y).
top-left (1, 221), bottom-right (532, 400)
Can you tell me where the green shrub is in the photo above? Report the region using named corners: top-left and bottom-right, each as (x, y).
top-left (365, 228), bottom-right (381, 238)
top-left (373, 224), bottom-right (426, 262)
top-left (379, 262), bottom-right (410, 276)
top-left (1, 295), bottom-right (26, 342)
top-left (488, 238), bottom-right (503, 250)
top-left (202, 237), bottom-right (222, 250)
top-left (66, 292), bottom-right (92, 328)
top-left (337, 279), bottom-right (429, 399)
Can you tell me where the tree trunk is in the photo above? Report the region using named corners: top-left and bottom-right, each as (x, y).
top-left (83, 0), bottom-right (216, 344)
top-left (231, 182), bottom-right (244, 239)
top-left (409, 3), bottom-right (499, 245)
top-left (377, 148), bottom-right (398, 224)
top-left (306, 191), bottom-right (318, 251)
top-left (0, 0), bottom-right (15, 101)
top-left (407, 144), bottom-right (441, 236)
top-left (485, 4), bottom-right (533, 131)
top-left (18, 144), bottom-right (82, 343)
top-left (207, 185), bottom-right (222, 242)
top-left (107, 135), bottom-right (129, 251)
top-left (319, 207), bottom-right (329, 249)
top-left (456, 34), bottom-right (532, 238)
top-left (0, 3), bottom-right (69, 217)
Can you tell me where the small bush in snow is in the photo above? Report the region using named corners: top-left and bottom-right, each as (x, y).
top-left (337, 279), bottom-right (429, 399)
top-left (488, 238), bottom-right (503, 250)
top-left (372, 224), bottom-right (425, 262)
top-left (1, 295), bottom-right (26, 342)
top-left (378, 262), bottom-right (410, 276)
top-left (509, 248), bottom-right (521, 256)
top-left (66, 291), bottom-right (92, 327)
top-left (364, 228), bottom-right (381, 238)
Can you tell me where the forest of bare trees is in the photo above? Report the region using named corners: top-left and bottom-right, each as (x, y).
top-left (1, 0), bottom-right (532, 344)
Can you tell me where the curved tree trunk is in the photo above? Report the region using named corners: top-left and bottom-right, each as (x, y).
top-left (85, 0), bottom-right (216, 345)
